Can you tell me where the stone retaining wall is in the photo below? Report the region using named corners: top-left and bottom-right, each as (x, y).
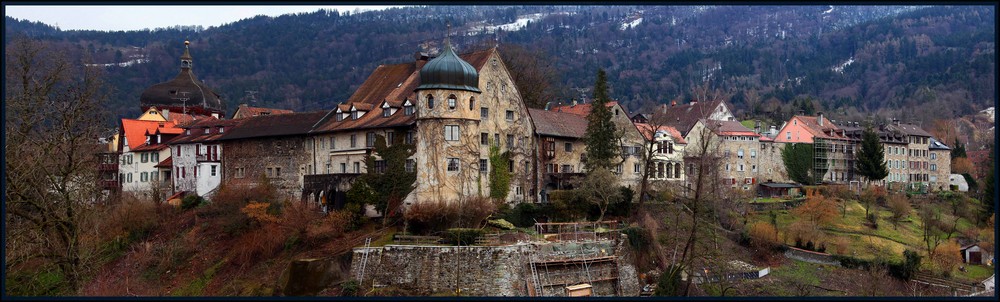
top-left (783, 246), bottom-right (841, 266)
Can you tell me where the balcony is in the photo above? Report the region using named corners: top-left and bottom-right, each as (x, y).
top-left (97, 163), bottom-right (118, 171)
top-left (196, 153), bottom-right (220, 162)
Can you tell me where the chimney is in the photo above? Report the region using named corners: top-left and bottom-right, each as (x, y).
top-left (671, 100), bottom-right (677, 107)
top-left (754, 120), bottom-right (761, 134)
top-left (818, 112), bottom-right (824, 126)
top-left (892, 118), bottom-right (900, 126)
top-left (769, 125), bottom-right (777, 136)
top-left (163, 108), bottom-right (170, 120)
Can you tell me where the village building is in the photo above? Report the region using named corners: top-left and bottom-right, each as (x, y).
top-left (651, 99), bottom-right (736, 136)
top-left (686, 119), bottom-right (786, 192)
top-left (634, 123), bottom-right (687, 183)
top-left (217, 111), bottom-right (328, 200)
top-left (168, 117), bottom-right (243, 197)
top-left (528, 108), bottom-right (589, 193)
top-left (138, 41), bottom-right (225, 119)
top-left (303, 42), bottom-right (536, 208)
top-left (774, 113), bottom-right (856, 184)
top-left (549, 101), bottom-right (647, 189)
top-left (928, 138), bottom-right (952, 191)
top-left (116, 118), bottom-right (180, 197)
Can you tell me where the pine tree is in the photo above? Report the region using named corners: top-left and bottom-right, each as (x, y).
top-left (855, 125), bottom-right (890, 183)
top-left (952, 138), bottom-right (967, 158)
top-left (584, 68), bottom-right (619, 170)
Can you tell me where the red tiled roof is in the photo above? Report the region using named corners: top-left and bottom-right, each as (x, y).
top-left (791, 115), bottom-right (848, 140)
top-left (634, 123), bottom-right (687, 144)
top-left (121, 119), bottom-right (178, 151)
top-left (527, 108), bottom-right (588, 139)
top-left (232, 104), bottom-right (293, 119)
top-left (131, 143), bottom-right (169, 152)
top-left (155, 156), bottom-right (173, 168)
top-left (703, 119), bottom-right (760, 137)
top-left (165, 112), bottom-right (200, 124)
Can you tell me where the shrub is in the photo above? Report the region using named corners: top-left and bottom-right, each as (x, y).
top-left (181, 195), bottom-right (204, 210)
top-left (230, 226), bottom-right (286, 268)
top-left (503, 202), bottom-right (542, 228)
top-left (341, 280), bottom-right (359, 297)
top-left (404, 200), bottom-right (457, 235)
top-left (443, 228), bottom-right (485, 245)
top-left (487, 219), bottom-right (516, 230)
top-left (748, 222), bottom-right (780, 251)
top-left (621, 226), bottom-right (651, 251)
top-left (654, 265), bottom-right (684, 296)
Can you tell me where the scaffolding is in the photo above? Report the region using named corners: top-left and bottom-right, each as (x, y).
top-left (813, 138), bottom-right (831, 184)
top-left (528, 245), bottom-right (621, 296)
top-left (814, 137), bottom-right (857, 184)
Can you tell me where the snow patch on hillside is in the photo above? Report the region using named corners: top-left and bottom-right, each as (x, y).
top-left (980, 107), bottom-right (994, 123)
top-left (621, 17), bottom-right (642, 30)
top-left (468, 13), bottom-right (547, 34)
top-left (86, 58), bottom-right (149, 68)
top-left (823, 5), bottom-right (835, 15)
top-left (832, 57), bottom-right (855, 74)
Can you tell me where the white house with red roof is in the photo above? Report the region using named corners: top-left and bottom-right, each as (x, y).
top-left (117, 118), bottom-right (181, 196)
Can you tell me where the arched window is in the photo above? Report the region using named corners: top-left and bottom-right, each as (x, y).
top-left (674, 163), bottom-right (681, 179)
top-left (469, 97), bottom-right (476, 110)
top-left (447, 94), bottom-right (457, 110)
top-left (427, 94), bottom-right (434, 109)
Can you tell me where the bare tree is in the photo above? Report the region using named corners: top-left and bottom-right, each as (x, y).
top-left (743, 89), bottom-right (761, 118)
top-left (5, 36), bottom-right (109, 294)
top-left (574, 166), bottom-right (622, 222)
top-left (634, 109), bottom-right (673, 219)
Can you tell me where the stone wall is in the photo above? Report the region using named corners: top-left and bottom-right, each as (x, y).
top-left (783, 246), bottom-right (840, 266)
top-left (349, 236), bottom-right (640, 297)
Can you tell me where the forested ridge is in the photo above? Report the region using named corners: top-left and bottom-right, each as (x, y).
top-left (5, 5), bottom-right (994, 126)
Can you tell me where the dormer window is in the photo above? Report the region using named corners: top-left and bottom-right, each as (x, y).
top-left (218, 126), bottom-right (224, 133)
top-left (351, 110), bottom-right (359, 120)
top-left (403, 100), bottom-right (415, 115)
top-left (336, 109), bottom-right (344, 121)
top-left (447, 95), bottom-right (457, 110)
top-left (427, 95), bottom-right (435, 109)
top-left (204, 128), bottom-right (210, 134)
top-left (185, 129), bottom-right (191, 135)
top-left (383, 108), bottom-right (391, 117)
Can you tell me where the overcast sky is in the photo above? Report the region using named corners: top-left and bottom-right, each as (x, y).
top-left (4, 5), bottom-right (402, 31)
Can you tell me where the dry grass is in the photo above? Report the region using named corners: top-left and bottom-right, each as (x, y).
top-left (403, 197), bottom-right (498, 235)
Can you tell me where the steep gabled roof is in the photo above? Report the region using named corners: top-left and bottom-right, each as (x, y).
top-left (790, 115), bottom-right (847, 140)
top-left (121, 119), bottom-right (178, 151)
top-left (527, 108), bottom-right (588, 139)
top-left (550, 101), bottom-right (620, 117)
top-left (154, 156), bottom-right (173, 168)
top-left (167, 117), bottom-right (245, 144)
top-left (888, 122), bottom-right (933, 137)
top-left (703, 119), bottom-right (760, 137)
top-left (312, 102), bottom-right (416, 134)
top-left (217, 111), bottom-right (329, 141)
top-left (634, 123), bottom-right (687, 144)
top-left (658, 99), bottom-right (725, 134)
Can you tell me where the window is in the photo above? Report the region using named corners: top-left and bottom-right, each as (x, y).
top-left (326, 163), bottom-right (331, 173)
top-left (634, 163), bottom-right (641, 174)
top-left (204, 128), bottom-right (210, 134)
top-left (321, 138), bottom-right (326, 149)
top-left (404, 105), bottom-right (415, 115)
top-left (387, 132), bottom-right (395, 145)
top-left (480, 159), bottom-right (488, 174)
top-left (350, 134), bottom-right (357, 148)
top-left (481, 133), bottom-right (489, 145)
top-left (405, 159), bottom-right (415, 173)
top-left (565, 143), bottom-right (573, 152)
top-left (481, 107), bottom-right (489, 120)
top-left (561, 165), bottom-right (572, 173)
top-left (516, 186), bottom-right (523, 196)
top-left (752, 165), bottom-right (757, 172)
top-left (494, 134), bottom-right (500, 146)
top-left (737, 149), bottom-right (744, 159)
top-left (236, 168), bottom-right (245, 178)
top-left (340, 163), bottom-right (347, 173)
top-left (447, 95), bottom-right (457, 110)
top-left (351, 110), bottom-right (359, 120)
top-left (151, 172), bottom-right (158, 182)
top-left (506, 110), bottom-right (514, 121)
top-left (445, 125), bottom-right (460, 141)
top-left (127, 173), bottom-right (132, 183)
top-left (336, 112), bottom-right (344, 121)
top-left (354, 162), bottom-right (360, 173)
top-left (383, 108), bottom-right (391, 117)
top-left (152, 152), bottom-right (159, 162)
top-left (219, 127), bottom-right (224, 133)
top-left (725, 164), bottom-right (731, 171)
top-left (177, 146), bottom-right (181, 156)
top-left (738, 164), bottom-right (744, 172)
top-left (508, 160), bottom-right (514, 172)
top-left (615, 164), bottom-right (623, 174)
top-left (374, 160), bottom-right (386, 174)
top-left (930, 164), bottom-right (937, 171)
top-left (330, 136), bottom-right (336, 149)
top-left (366, 132), bottom-right (376, 147)
top-left (786, 132), bottom-right (791, 140)
top-left (930, 153), bottom-right (936, 160)
top-left (447, 158), bottom-right (460, 171)
top-left (275, 167), bottom-right (281, 177)
top-left (405, 131), bottom-right (415, 144)
top-left (506, 134), bottom-right (514, 147)
top-left (750, 150), bottom-right (757, 159)
top-left (427, 94), bottom-right (434, 109)
top-left (141, 172), bottom-right (147, 182)
top-left (211, 165), bottom-right (217, 176)
top-left (469, 97), bottom-right (476, 110)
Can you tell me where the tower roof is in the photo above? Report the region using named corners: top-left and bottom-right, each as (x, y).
top-left (416, 32), bottom-right (480, 93)
top-left (139, 41), bottom-right (224, 115)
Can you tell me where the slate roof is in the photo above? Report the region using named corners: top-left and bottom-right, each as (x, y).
top-left (168, 117), bottom-right (245, 144)
top-left (634, 123), bottom-right (687, 144)
top-left (217, 111), bottom-right (329, 141)
top-left (658, 99), bottom-right (726, 135)
top-left (527, 108), bottom-right (588, 139)
top-left (550, 101), bottom-right (620, 117)
top-left (139, 46), bottom-right (224, 114)
top-left (887, 122), bottom-right (933, 137)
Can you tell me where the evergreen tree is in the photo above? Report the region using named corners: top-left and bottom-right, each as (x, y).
top-left (584, 68), bottom-right (619, 170)
top-left (952, 138), bottom-right (967, 158)
top-left (981, 143), bottom-right (995, 221)
top-left (855, 125), bottom-right (890, 183)
top-left (347, 132), bottom-right (416, 221)
top-left (782, 143), bottom-right (815, 185)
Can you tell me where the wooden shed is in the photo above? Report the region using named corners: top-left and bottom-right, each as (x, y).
top-left (565, 283), bottom-right (593, 297)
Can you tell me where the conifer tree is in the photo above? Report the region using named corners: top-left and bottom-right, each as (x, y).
top-left (584, 68), bottom-right (619, 170)
top-left (856, 125), bottom-right (890, 183)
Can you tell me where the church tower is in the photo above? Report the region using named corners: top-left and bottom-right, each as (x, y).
top-left (412, 31), bottom-right (483, 204)
top-left (139, 41), bottom-right (225, 119)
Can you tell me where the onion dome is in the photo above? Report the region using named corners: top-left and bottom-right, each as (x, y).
top-left (416, 37), bottom-right (480, 93)
top-left (139, 41), bottom-right (224, 115)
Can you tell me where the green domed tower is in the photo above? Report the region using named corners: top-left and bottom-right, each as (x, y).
top-left (412, 35), bottom-right (483, 203)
